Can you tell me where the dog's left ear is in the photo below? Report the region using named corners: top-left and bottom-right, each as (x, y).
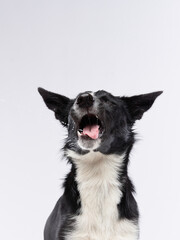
top-left (38, 87), bottom-right (72, 127)
top-left (122, 91), bottom-right (163, 121)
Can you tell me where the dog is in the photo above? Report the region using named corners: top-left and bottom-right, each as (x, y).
top-left (38, 88), bottom-right (162, 240)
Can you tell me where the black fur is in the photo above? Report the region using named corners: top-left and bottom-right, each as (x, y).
top-left (38, 88), bottom-right (162, 240)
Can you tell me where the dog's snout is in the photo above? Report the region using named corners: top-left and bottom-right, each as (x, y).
top-left (77, 93), bottom-right (94, 108)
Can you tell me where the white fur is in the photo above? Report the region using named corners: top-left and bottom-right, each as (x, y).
top-left (66, 150), bottom-right (139, 240)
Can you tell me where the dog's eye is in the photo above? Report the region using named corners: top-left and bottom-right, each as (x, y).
top-left (100, 96), bottom-right (117, 106)
top-left (100, 96), bottom-right (109, 102)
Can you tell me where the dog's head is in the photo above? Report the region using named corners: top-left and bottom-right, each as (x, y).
top-left (38, 88), bottom-right (162, 156)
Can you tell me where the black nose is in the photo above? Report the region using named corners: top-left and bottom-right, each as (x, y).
top-left (77, 93), bottom-right (94, 108)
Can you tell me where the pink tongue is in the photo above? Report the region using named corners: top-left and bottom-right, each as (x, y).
top-left (83, 125), bottom-right (99, 140)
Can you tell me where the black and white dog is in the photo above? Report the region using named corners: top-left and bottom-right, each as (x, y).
top-left (38, 88), bottom-right (162, 240)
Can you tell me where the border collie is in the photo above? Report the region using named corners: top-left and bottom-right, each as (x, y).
top-left (38, 88), bottom-right (162, 240)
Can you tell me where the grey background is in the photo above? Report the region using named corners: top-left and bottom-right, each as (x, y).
top-left (0, 0), bottom-right (179, 239)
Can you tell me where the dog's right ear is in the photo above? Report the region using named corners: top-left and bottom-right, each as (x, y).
top-left (38, 87), bottom-right (72, 127)
top-left (122, 91), bottom-right (163, 122)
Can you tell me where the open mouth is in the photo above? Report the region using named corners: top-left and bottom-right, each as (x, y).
top-left (78, 114), bottom-right (104, 140)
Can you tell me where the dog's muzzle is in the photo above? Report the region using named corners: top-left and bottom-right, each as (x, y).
top-left (73, 93), bottom-right (104, 141)
top-left (76, 93), bottom-right (94, 109)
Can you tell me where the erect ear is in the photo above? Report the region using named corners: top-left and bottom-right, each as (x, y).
top-left (38, 87), bottom-right (73, 127)
top-left (122, 91), bottom-right (163, 121)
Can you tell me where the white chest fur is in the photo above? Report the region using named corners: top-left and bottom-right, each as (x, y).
top-left (66, 151), bottom-right (138, 240)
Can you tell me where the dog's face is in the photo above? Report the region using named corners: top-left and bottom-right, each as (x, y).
top-left (38, 88), bottom-right (162, 155)
top-left (68, 90), bottom-right (132, 153)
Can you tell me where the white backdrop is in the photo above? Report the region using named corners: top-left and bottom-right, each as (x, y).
top-left (0, 1), bottom-right (179, 239)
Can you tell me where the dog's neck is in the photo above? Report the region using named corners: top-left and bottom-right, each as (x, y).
top-left (66, 150), bottom-right (126, 208)
top-left (75, 151), bottom-right (124, 198)
top-left (64, 150), bottom-right (132, 239)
